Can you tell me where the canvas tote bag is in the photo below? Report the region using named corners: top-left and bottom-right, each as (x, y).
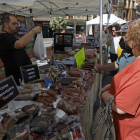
top-left (91, 96), bottom-right (116, 140)
top-left (33, 31), bottom-right (45, 60)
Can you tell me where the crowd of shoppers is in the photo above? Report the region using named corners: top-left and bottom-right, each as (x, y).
top-left (95, 21), bottom-right (135, 73)
top-left (99, 19), bottom-right (140, 140)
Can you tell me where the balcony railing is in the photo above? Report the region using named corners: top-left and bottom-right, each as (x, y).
top-left (112, 0), bottom-right (118, 5)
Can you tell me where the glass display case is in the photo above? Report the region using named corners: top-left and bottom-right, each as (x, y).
top-left (54, 33), bottom-right (73, 52)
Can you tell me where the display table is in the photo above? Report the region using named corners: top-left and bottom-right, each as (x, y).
top-left (0, 48), bottom-right (108, 139)
top-left (80, 53), bottom-right (107, 139)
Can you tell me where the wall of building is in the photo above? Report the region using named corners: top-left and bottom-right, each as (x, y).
top-left (33, 15), bottom-right (94, 36)
top-left (112, 0), bottom-right (136, 21)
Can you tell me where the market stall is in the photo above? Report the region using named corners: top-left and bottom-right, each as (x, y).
top-left (0, 46), bottom-right (104, 139)
top-left (0, 0), bottom-right (111, 139)
top-left (0, 43), bottom-right (109, 140)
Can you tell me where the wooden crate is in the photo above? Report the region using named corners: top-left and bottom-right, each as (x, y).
top-left (46, 47), bottom-right (52, 60)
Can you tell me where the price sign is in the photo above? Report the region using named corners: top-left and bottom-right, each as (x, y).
top-left (54, 60), bottom-right (65, 69)
top-left (74, 48), bottom-right (85, 68)
top-left (0, 76), bottom-right (20, 109)
top-left (20, 64), bottom-right (40, 83)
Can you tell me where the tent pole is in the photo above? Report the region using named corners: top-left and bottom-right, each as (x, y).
top-left (99, 0), bottom-right (103, 107)
top-left (107, 1), bottom-right (112, 67)
top-left (106, 15), bottom-right (109, 68)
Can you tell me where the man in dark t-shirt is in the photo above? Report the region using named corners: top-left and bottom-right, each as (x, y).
top-left (0, 13), bottom-right (42, 85)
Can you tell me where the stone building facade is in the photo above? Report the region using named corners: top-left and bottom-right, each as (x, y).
top-left (112, 0), bottom-right (137, 20)
top-left (63, 15), bottom-right (94, 34)
top-left (33, 15), bottom-right (95, 37)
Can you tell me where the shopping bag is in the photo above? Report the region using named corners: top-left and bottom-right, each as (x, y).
top-left (91, 96), bottom-right (116, 140)
top-left (33, 31), bottom-right (45, 60)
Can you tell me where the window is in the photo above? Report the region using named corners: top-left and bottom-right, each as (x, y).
top-left (69, 16), bottom-right (73, 19)
top-left (123, 12), bottom-right (126, 19)
top-left (129, 0), bottom-right (131, 8)
top-left (93, 15), bottom-right (97, 19)
top-left (67, 22), bottom-right (74, 27)
top-left (124, 0), bottom-right (127, 8)
top-left (76, 23), bottom-right (85, 34)
top-left (132, 1), bottom-right (135, 9)
top-left (112, 0), bottom-right (117, 5)
top-left (113, 10), bottom-right (115, 14)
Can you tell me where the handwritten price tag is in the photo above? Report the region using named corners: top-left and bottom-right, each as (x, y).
top-left (74, 48), bottom-right (85, 68)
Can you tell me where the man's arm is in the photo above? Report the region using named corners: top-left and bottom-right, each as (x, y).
top-left (106, 36), bottom-right (113, 46)
top-left (95, 62), bottom-right (119, 72)
top-left (14, 26), bottom-right (42, 49)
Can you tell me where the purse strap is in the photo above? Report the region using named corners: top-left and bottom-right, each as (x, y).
top-left (106, 95), bottom-right (114, 118)
top-left (92, 96), bottom-right (114, 137)
top-left (108, 96), bottom-right (114, 118)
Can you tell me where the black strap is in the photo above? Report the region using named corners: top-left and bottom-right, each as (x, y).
top-left (2, 30), bottom-right (11, 34)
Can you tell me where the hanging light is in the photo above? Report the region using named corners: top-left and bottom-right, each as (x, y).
top-left (29, 8), bottom-right (33, 18)
top-left (50, 11), bottom-right (52, 18)
top-left (50, 2), bottom-right (52, 19)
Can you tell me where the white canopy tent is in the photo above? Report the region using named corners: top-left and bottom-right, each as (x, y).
top-left (116, 18), bottom-right (126, 25)
top-left (0, 0), bottom-right (108, 17)
top-left (86, 14), bottom-right (126, 35)
top-left (67, 26), bottom-right (74, 29)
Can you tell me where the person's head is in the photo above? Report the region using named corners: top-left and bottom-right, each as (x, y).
top-left (112, 24), bottom-right (121, 37)
top-left (120, 23), bottom-right (125, 30)
top-left (108, 26), bottom-right (112, 34)
top-left (103, 26), bottom-right (107, 33)
top-left (116, 21), bottom-right (132, 37)
top-left (120, 23), bottom-right (125, 36)
top-left (62, 29), bottom-right (66, 33)
top-left (126, 19), bottom-right (140, 57)
top-left (2, 13), bottom-right (18, 34)
top-left (117, 21), bottom-right (132, 53)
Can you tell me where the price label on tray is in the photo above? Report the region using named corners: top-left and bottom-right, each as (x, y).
top-left (20, 64), bottom-right (40, 83)
top-left (54, 60), bottom-right (65, 69)
top-left (48, 72), bottom-right (56, 84)
top-left (0, 76), bottom-right (20, 109)
top-left (75, 47), bottom-right (85, 68)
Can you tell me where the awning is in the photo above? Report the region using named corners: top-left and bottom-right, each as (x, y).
top-left (86, 14), bottom-right (126, 26)
top-left (0, 0), bottom-right (107, 17)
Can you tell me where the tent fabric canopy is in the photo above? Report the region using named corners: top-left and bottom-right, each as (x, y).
top-left (86, 14), bottom-right (126, 26)
top-left (0, 0), bottom-right (108, 17)
top-left (86, 14), bottom-right (126, 36)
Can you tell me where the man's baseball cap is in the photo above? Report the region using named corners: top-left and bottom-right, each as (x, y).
top-left (115, 21), bottom-right (132, 33)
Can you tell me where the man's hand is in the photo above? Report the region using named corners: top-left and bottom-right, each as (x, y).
top-left (15, 26), bottom-right (42, 49)
top-left (98, 84), bottom-right (111, 100)
top-left (32, 26), bottom-right (42, 34)
top-left (94, 64), bottom-right (104, 72)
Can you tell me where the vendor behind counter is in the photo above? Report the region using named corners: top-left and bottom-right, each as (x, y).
top-left (0, 13), bottom-right (42, 85)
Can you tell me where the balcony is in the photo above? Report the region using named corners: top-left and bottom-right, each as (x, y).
top-left (112, 0), bottom-right (118, 5)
